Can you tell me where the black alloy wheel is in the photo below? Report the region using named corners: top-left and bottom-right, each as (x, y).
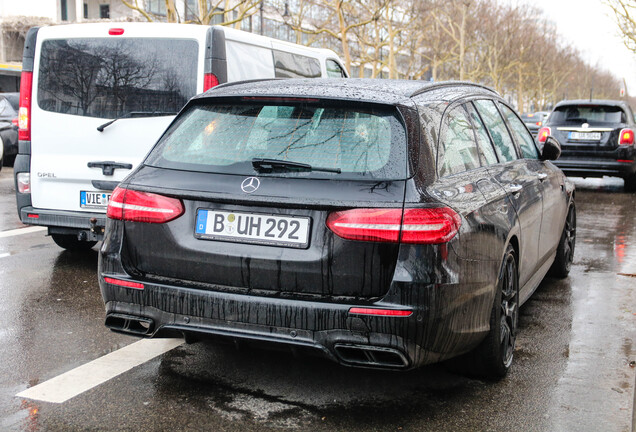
top-left (469, 244), bottom-right (519, 379)
top-left (550, 204), bottom-right (576, 278)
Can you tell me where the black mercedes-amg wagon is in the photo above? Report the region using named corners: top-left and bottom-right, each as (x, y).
top-left (99, 79), bottom-right (575, 378)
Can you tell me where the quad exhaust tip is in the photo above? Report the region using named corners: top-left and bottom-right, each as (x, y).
top-left (105, 313), bottom-right (154, 336)
top-left (334, 344), bottom-right (409, 368)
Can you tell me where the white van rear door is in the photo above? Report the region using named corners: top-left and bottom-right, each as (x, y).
top-left (30, 24), bottom-right (206, 213)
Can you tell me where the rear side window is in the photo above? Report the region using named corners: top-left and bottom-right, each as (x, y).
top-left (499, 103), bottom-right (539, 159)
top-left (146, 102), bottom-right (407, 180)
top-left (465, 102), bottom-right (498, 165)
top-left (326, 60), bottom-right (346, 78)
top-left (474, 100), bottom-right (517, 162)
top-left (438, 105), bottom-right (481, 177)
top-left (273, 51), bottom-right (321, 78)
top-left (37, 38), bottom-right (198, 119)
top-left (549, 105), bottom-right (626, 125)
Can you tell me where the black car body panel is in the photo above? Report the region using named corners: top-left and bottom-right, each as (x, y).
top-left (99, 79), bottom-right (573, 371)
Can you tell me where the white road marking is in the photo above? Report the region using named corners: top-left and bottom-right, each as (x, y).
top-left (16, 338), bottom-right (184, 403)
top-left (0, 227), bottom-right (47, 239)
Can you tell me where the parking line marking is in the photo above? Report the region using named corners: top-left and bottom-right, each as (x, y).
top-left (16, 338), bottom-right (184, 403)
top-left (0, 227), bottom-right (47, 238)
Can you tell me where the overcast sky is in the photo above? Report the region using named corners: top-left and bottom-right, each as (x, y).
top-left (528, 0), bottom-right (636, 97)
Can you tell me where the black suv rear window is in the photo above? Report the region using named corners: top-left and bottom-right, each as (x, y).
top-left (549, 105), bottom-right (627, 125)
top-left (145, 102), bottom-right (407, 180)
top-left (37, 38), bottom-right (198, 119)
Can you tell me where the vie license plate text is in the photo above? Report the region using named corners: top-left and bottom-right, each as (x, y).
top-left (80, 191), bottom-right (112, 209)
top-left (195, 210), bottom-right (311, 248)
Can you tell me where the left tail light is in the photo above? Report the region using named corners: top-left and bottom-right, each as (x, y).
top-left (16, 172), bottom-right (30, 193)
top-left (619, 128), bottom-right (634, 145)
top-left (537, 127), bottom-right (551, 143)
top-left (107, 187), bottom-right (184, 223)
top-left (326, 207), bottom-right (461, 244)
top-left (18, 71), bottom-right (33, 141)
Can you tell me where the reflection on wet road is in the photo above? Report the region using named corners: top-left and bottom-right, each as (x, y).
top-left (0, 168), bottom-right (634, 431)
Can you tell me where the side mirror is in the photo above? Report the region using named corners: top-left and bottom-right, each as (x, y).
top-left (540, 136), bottom-right (561, 161)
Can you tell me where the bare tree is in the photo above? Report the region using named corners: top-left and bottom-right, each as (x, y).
top-left (606, 0), bottom-right (636, 53)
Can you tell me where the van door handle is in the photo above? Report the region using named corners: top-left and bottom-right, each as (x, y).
top-left (537, 173), bottom-right (548, 181)
top-left (507, 184), bottom-right (523, 194)
top-left (88, 161), bottom-right (133, 176)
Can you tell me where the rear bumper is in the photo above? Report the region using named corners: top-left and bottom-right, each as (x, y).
top-left (553, 158), bottom-right (636, 179)
top-left (19, 206), bottom-right (107, 240)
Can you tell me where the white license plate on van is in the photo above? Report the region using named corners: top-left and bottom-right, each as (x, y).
top-left (195, 209), bottom-right (311, 248)
top-left (80, 191), bottom-right (112, 209)
top-left (570, 131), bottom-right (601, 140)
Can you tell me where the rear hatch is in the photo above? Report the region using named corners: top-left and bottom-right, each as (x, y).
top-left (547, 104), bottom-right (628, 159)
top-left (119, 99), bottom-right (410, 299)
top-left (30, 24), bottom-right (206, 213)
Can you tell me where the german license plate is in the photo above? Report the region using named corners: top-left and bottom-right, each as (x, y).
top-left (80, 190), bottom-right (112, 209)
top-left (195, 209), bottom-right (311, 248)
top-left (570, 131), bottom-right (601, 140)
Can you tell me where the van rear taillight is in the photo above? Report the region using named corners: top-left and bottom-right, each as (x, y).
top-left (16, 172), bottom-right (30, 193)
top-left (107, 187), bottom-right (184, 223)
top-left (326, 207), bottom-right (461, 244)
top-left (18, 71), bottom-right (33, 141)
top-left (109, 28), bottom-right (124, 35)
top-left (619, 128), bottom-right (634, 145)
top-left (203, 73), bottom-right (219, 91)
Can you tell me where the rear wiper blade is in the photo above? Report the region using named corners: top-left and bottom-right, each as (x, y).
top-left (97, 111), bottom-right (176, 132)
top-left (252, 158), bottom-right (341, 174)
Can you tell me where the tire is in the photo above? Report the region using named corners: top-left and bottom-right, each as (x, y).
top-left (0, 156), bottom-right (3, 172)
top-left (471, 244), bottom-right (519, 379)
top-left (549, 204), bottom-right (576, 278)
top-left (624, 175), bottom-right (636, 192)
top-left (51, 233), bottom-right (97, 251)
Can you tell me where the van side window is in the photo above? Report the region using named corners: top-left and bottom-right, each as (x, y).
top-left (439, 106), bottom-right (481, 177)
top-left (465, 102), bottom-right (498, 165)
top-left (326, 60), bottom-right (346, 78)
top-left (273, 51), bottom-right (321, 78)
top-left (474, 100), bottom-right (518, 162)
top-left (499, 103), bottom-right (539, 159)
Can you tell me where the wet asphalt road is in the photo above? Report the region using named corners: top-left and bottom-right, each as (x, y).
top-left (0, 166), bottom-right (634, 432)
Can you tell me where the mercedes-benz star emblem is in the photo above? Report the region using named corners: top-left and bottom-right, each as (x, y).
top-left (241, 177), bottom-right (260, 194)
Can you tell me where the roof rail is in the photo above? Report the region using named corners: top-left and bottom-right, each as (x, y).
top-left (410, 81), bottom-right (498, 98)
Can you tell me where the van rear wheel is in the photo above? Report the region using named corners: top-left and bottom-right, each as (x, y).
top-left (51, 233), bottom-right (97, 251)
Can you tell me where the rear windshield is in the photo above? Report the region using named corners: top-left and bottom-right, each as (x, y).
top-left (549, 105), bottom-right (627, 125)
top-left (145, 102), bottom-right (407, 180)
top-left (37, 38), bottom-right (198, 119)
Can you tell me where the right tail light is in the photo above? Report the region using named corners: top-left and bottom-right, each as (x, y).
top-left (619, 128), bottom-right (634, 145)
top-left (326, 207), bottom-right (461, 244)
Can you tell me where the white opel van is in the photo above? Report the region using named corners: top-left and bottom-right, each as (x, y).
top-left (15, 22), bottom-right (347, 250)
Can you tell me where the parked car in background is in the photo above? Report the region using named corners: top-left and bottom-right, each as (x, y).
top-left (521, 111), bottom-right (549, 137)
top-left (14, 22), bottom-right (347, 251)
top-left (99, 79), bottom-right (574, 379)
top-left (0, 92), bottom-right (19, 167)
top-left (538, 99), bottom-right (636, 191)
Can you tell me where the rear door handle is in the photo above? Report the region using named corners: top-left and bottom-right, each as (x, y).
top-left (537, 173), bottom-right (548, 181)
top-left (507, 184), bottom-right (523, 194)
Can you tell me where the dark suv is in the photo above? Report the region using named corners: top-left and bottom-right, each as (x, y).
top-left (539, 100), bottom-right (636, 191)
top-left (99, 79), bottom-right (574, 379)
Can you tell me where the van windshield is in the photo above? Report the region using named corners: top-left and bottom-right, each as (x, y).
top-left (37, 38), bottom-right (198, 119)
top-left (145, 102), bottom-right (407, 180)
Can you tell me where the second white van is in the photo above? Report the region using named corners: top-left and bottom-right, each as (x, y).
top-left (15, 22), bottom-right (348, 250)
